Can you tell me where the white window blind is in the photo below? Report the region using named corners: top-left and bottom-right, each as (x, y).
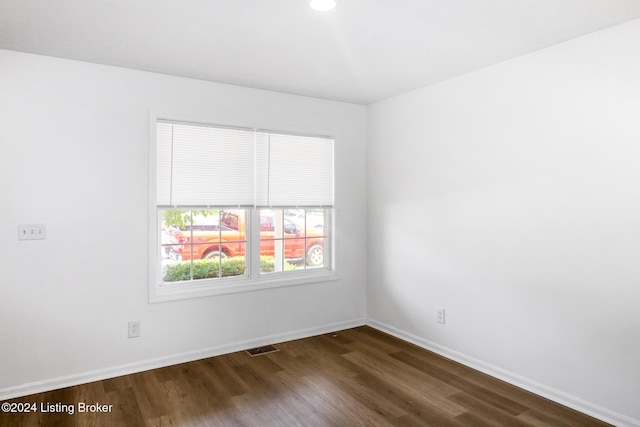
top-left (255, 132), bottom-right (334, 207)
top-left (156, 121), bottom-right (334, 208)
top-left (157, 121), bottom-right (255, 206)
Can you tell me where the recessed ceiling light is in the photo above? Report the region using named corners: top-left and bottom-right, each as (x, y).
top-left (309, 0), bottom-right (336, 11)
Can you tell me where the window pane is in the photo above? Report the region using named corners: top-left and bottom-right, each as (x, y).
top-left (305, 237), bottom-right (325, 269)
top-left (285, 238), bottom-right (306, 270)
top-left (259, 208), bottom-right (328, 274)
top-left (191, 210), bottom-right (221, 261)
top-left (284, 209), bottom-right (305, 238)
top-left (160, 209), bottom-right (247, 283)
top-left (305, 209), bottom-right (325, 234)
top-left (162, 245), bottom-right (190, 282)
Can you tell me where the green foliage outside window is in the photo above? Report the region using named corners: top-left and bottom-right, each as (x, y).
top-left (162, 210), bottom-right (217, 229)
top-left (163, 256), bottom-right (295, 282)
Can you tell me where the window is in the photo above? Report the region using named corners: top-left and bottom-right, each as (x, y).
top-left (150, 119), bottom-right (334, 301)
top-left (160, 209), bottom-right (248, 282)
top-left (258, 208), bottom-right (328, 273)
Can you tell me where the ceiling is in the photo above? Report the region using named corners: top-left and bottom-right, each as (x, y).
top-left (2, 0), bottom-right (640, 104)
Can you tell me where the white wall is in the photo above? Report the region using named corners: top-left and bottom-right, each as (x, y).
top-left (367, 19), bottom-right (640, 426)
top-left (0, 49), bottom-right (367, 398)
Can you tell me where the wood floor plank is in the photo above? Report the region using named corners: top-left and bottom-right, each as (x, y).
top-left (263, 349), bottom-right (317, 378)
top-left (0, 326), bottom-right (614, 427)
top-left (347, 327), bottom-right (473, 374)
top-left (390, 350), bottom-right (530, 416)
top-left (102, 374), bottom-right (133, 393)
top-left (37, 386), bottom-right (78, 427)
top-left (249, 375), bottom-right (347, 426)
top-left (454, 410), bottom-right (504, 427)
top-left (104, 387), bottom-right (147, 427)
top-left (447, 392), bottom-right (534, 427)
top-left (151, 364), bottom-right (182, 383)
top-left (202, 356), bottom-right (250, 397)
top-left (320, 371), bottom-right (408, 420)
top-left (273, 357), bottom-right (408, 422)
top-left (128, 370), bottom-right (171, 420)
top-left (343, 350), bottom-right (468, 417)
top-left (350, 372), bottom-right (465, 427)
top-left (517, 407), bottom-right (611, 427)
top-left (263, 370), bottom-right (342, 426)
top-left (460, 370), bottom-right (612, 426)
top-left (298, 375), bottom-right (396, 426)
top-left (346, 339), bottom-right (461, 397)
top-left (232, 390), bottom-right (307, 427)
top-left (516, 409), bottom-right (573, 427)
top-left (341, 326), bottom-right (410, 356)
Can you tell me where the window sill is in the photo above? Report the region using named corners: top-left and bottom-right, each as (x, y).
top-left (149, 269), bottom-right (338, 303)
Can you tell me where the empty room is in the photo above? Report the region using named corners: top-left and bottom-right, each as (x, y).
top-left (1, 1), bottom-right (639, 426)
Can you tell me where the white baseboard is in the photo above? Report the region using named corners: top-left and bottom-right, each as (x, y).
top-left (0, 317), bottom-right (366, 401)
top-left (366, 318), bottom-right (639, 427)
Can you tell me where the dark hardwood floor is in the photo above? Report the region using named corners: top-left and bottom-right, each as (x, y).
top-left (0, 326), bottom-right (611, 426)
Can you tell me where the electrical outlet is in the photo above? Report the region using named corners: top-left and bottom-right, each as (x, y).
top-left (436, 307), bottom-right (446, 324)
top-left (128, 321), bottom-right (140, 338)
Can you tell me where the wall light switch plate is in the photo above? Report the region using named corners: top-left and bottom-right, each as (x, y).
top-left (18, 224), bottom-right (46, 240)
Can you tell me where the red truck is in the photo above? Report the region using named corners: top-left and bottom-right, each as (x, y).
top-left (165, 210), bottom-right (325, 267)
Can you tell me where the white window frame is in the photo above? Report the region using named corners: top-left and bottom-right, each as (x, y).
top-left (148, 114), bottom-right (337, 303)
